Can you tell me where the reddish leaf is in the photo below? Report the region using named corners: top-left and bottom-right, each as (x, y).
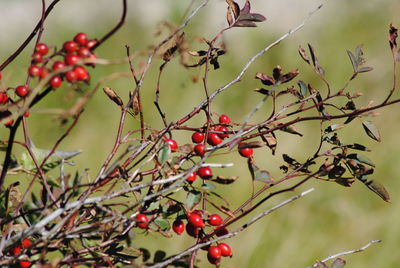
top-left (255, 72), bottom-right (275, 86)
top-left (279, 70), bottom-right (299, 83)
top-left (389, 24), bottom-right (398, 51)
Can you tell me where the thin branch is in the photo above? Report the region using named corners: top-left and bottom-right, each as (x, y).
top-left (308, 239), bottom-right (382, 268)
top-left (148, 188), bottom-right (315, 268)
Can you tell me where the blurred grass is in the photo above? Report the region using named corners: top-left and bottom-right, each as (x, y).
top-left (1, 0), bottom-right (400, 267)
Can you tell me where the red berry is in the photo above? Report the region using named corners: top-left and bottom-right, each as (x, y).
top-left (197, 167), bottom-right (212, 180)
top-left (192, 131), bottom-right (205, 143)
top-left (207, 133), bottom-right (223, 146)
top-left (11, 245), bottom-right (21, 255)
top-left (86, 39), bottom-right (97, 49)
top-left (4, 119), bottom-right (14, 127)
top-left (77, 47), bottom-right (91, 58)
top-left (218, 243), bottom-right (232, 257)
top-left (215, 227), bottom-right (229, 237)
top-left (186, 172), bottom-right (197, 183)
top-left (22, 239), bottom-right (31, 249)
top-left (215, 125), bottom-right (229, 139)
top-left (52, 61), bottom-right (66, 71)
top-left (65, 54), bottom-right (80, 65)
top-left (135, 213), bottom-right (149, 229)
top-left (35, 43), bottom-right (49, 55)
top-left (63, 41), bottom-right (78, 53)
top-left (74, 32), bottom-right (88, 46)
top-left (39, 68), bottom-right (48, 79)
top-left (74, 66), bottom-right (89, 81)
top-left (208, 214), bottom-right (222, 226)
top-left (208, 246), bottom-right (222, 259)
top-left (185, 223), bottom-right (199, 238)
top-left (188, 213), bottom-right (205, 228)
top-left (15, 86), bottom-right (29, 97)
top-left (24, 111), bottom-right (30, 118)
top-left (0, 72), bottom-right (2, 80)
top-left (19, 261), bottom-right (31, 268)
top-left (50, 76), bottom-right (63, 88)
top-left (172, 219), bottom-right (185, 235)
top-left (31, 52), bottom-right (43, 63)
top-left (28, 65), bottom-right (41, 77)
top-left (0, 92), bottom-right (9, 104)
top-left (65, 70), bottom-right (77, 83)
top-left (164, 138), bottom-right (178, 152)
top-left (219, 114), bottom-right (231, 124)
top-left (194, 144), bottom-right (206, 157)
top-left (207, 254), bottom-right (221, 265)
top-left (238, 143), bottom-right (253, 158)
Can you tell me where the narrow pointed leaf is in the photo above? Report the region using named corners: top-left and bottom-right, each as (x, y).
top-left (357, 66), bottom-right (373, 73)
top-left (357, 175), bottom-right (391, 202)
top-left (347, 50), bottom-right (358, 72)
top-left (347, 153), bottom-right (375, 167)
top-left (362, 120), bottom-right (381, 142)
top-left (297, 80), bottom-right (308, 97)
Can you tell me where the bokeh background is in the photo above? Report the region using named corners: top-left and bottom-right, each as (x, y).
top-left (1, 0), bottom-right (400, 267)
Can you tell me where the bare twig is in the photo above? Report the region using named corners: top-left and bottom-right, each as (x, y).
top-left (308, 239), bottom-right (382, 268)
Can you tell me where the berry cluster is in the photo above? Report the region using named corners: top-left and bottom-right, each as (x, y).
top-left (9, 238), bottom-right (32, 268)
top-left (132, 113), bottom-right (257, 265)
top-left (1, 32), bottom-right (97, 127)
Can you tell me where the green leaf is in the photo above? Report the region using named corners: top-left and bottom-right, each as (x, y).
top-left (153, 219), bottom-right (170, 231)
top-left (331, 258), bottom-right (346, 268)
top-left (201, 182), bottom-right (216, 191)
top-left (357, 175), bottom-right (391, 202)
top-left (347, 153), bottom-right (375, 167)
top-left (297, 80), bottom-right (308, 97)
top-left (347, 50), bottom-right (358, 72)
top-left (147, 201), bottom-right (160, 211)
top-left (159, 144), bottom-right (171, 165)
top-left (185, 190), bottom-right (201, 210)
top-left (362, 121), bottom-right (381, 142)
top-left (254, 170), bottom-right (273, 183)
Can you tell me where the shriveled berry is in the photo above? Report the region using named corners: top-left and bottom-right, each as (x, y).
top-left (238, 143), bottom-right (253, 158)
top-left (172, 219), bottom-right (185, 235)
top-left (188, 213), bottom-right (205, 228)
top-left (65, 70), bottom-right (77, 83)
top-left (135, 213), bottom-right (149, 229)
top-left (63, 41), bottom-right (78, 53)
top-left (50, 76), bottom-right (62, 88)
top-left (15, 86), bottom-right (29, 97)
top-left (192, 131), bottom-right (205, 143)
top-left (207, 133), bottom-right (222, 146)
top-left (219, 114), bottom-right (231, 124)
top-left (65, 54), bottom-right (80, 65)
top-left (215, 125), bottom-right (229, 139)
top-left (218, 243), bottom-right (232, 257)
top-left (74, 32), bottom-right (88, 46)
top-left (35, 43), bottom-right (49, 55)
top-left (197, 167), bottom-right (212, 180)
top-left (208, 246), bottom-right (222, 259)
top-left (31, 52), bottom-right (43, 63)
top-left (164, 138), bottom-right (178, 152)
top-left (74, 66), bottom-right (89, 81)
top-left (77, 47), bottom-right (91, 58)
top-left (0, 92), bottom-right (9, 104)
top-left (215, 227), bottom-right (229, 237)
top-left (186, 172), bottom-right (197, 183)
top-left (52, 61), bottom-right (66, 71)
top-left (19, 260), bottom-right (32, 268)
top-left (194, 144), bottom-right (206, 157)
top-left (185, 223), bottom-right (199, 238)
top-left (208, 214), bottom-right (222, 226)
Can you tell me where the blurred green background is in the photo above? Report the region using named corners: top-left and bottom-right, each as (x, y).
top-left (1, 0), bottom-right (400, 267)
